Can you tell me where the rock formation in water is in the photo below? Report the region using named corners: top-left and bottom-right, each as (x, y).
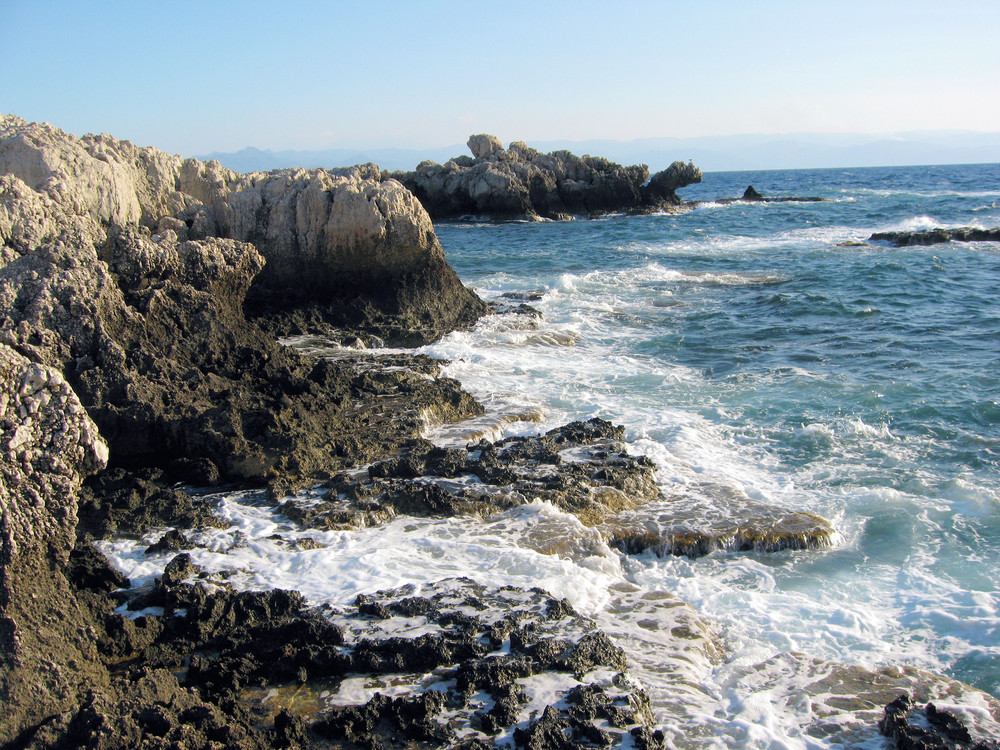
top-left (709, 185), bottom-right (828, 205)
top-left (3, 115), bottom-right (996, 748)
top-left (390, 135), bottom-right (702, 221)
top-left (870, 226), bottom-right (1000, 246)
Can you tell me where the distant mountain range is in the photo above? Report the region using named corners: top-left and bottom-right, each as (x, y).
top-left (197, 131), bottom-right (1000, 174)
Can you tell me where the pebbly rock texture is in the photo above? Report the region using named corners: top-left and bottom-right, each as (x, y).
top-left (0, 344), bottom-right (111, 742)
top-left (390, 134), bottom-right (702, 221)
top-left (870, 226), bottom-right (1000, 247)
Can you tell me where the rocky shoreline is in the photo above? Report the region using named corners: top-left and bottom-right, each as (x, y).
top-left (3, 116), bottom-right (1000, 748)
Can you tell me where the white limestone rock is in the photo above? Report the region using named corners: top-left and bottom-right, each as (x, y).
top-left (467, 133), bottom-right (505, 160)
top-left (0, 343), bottom-right (107, 562)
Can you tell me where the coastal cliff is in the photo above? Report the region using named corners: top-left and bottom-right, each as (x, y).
top-left (390, 134), bottom-right (703, 221)
top-left (0, 116), bottom-right (490, 744)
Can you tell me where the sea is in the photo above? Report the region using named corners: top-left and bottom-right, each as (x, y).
top-left (102, 163), bottom-right (1000, 747)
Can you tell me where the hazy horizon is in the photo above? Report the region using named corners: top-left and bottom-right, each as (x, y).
top-left (196, 129), bottom-right (1000, 174)
top-left (3, 1), bottom-right (999, 166)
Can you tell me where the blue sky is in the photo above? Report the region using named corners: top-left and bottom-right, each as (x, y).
top-left (2, 0), bottom-right (999, 157)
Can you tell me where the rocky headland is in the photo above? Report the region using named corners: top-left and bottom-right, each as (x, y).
top-left (389, 134), bottom-right (703, 222)
top-left (2, 116), bottom-right (999, 749)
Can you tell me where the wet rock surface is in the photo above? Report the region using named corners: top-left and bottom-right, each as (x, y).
top-left (727, 652), bottom-right (1000, 747)
top-left (599, 482), bottom-right (834, 557)
top-left (278, 417), bottom-right (660, 532)
top-left (275, 416), bottom-right (832, 558)
top-left (880, 693), bottom-right (1000, 749)
top-left (391, 134), bottom-right (702, 221)
top-left (82, 576), bottom-right (660, 749)
top-left (870, 226), bottom-right (1000, 246)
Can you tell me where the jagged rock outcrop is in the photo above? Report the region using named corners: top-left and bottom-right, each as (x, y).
top-left (870, 226), bottom-right (1000, 247)
top-left (0, 115), bottom-right (490, 745)
top-left (0, 115), bottom-right (485, 485)
top-left (0, 115), bottom-right (487, 343)
top-left (391, 134), bottom-right (702, 221)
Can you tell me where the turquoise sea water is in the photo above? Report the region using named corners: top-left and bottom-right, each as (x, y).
top-left (427, 163), bottom-right (1000, 700)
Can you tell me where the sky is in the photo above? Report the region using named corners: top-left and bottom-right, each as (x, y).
top-left (2, 0), bottom-right (999, 158)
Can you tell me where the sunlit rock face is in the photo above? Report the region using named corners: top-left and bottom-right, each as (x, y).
top-left (0, 115), bottom-right (487, 344)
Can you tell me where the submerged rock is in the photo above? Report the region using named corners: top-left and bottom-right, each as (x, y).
top-left (390, 134), bottom-right (702, 221)
top-left (600, 482), bottom-right (834, 557)
top-left (880, 693), bottom-right (1000, 749)
top-left (711, 185), bottom-right (828, 205)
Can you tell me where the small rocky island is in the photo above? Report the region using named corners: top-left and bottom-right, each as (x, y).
top-left (389, 134), bottom-right (703, 221)
top-left (2, 117), bottom-right (999, 748)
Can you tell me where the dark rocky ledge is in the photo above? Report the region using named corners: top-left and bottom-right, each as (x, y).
top-left (52, 567), bottom-right (666, 749)
top-left (870, 226), bottom-right (1000, 246)
top-left (389, 134), bottom-right (702, 221)
top-left (277, 416), bottom-right (834, 558)
top-left (709, 184), bottom-right (828, 205)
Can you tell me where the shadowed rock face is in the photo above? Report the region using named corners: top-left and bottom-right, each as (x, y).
top-left (391, 134), bottom-right (702, 221)
top-left (0, 116), bottom-right (486, 486)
